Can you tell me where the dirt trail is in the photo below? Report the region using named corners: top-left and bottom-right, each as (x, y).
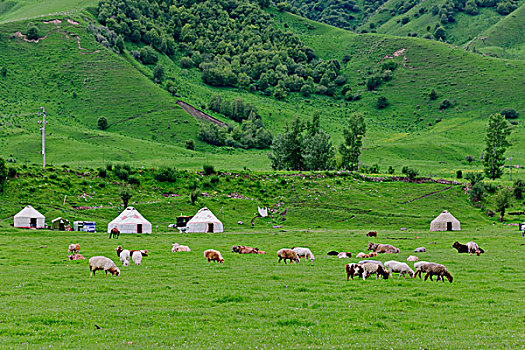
top-left (177, 101), bottom-right (227, 126)
top-left (402, 186), bottom-right (454, 204)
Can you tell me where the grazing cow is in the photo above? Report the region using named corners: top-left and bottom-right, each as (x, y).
top-left (366, 231), bottom-right (377, 237)
top-left (109, 227), bottom-right (120, 239)
top-left (368, 242), bottom-right (399, 254)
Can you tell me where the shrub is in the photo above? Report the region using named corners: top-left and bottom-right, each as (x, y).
top-left (465, 173), bottom-right (484, 186)
top-left (210, 175), bottom-right (220, 184)
top-left (456, 170), bottom-right (462, 179)
top-left (154, 168), bottom-right (177, 182)
top-left (465, 155), bottom-right (474, 164)
top-left (367, 76), bottom-right (381, 91)
top-left (501, 108), bottom-right (518, 119)
top-left (185, 139), bottom-right (195, 150)
top-left (513, 179), bottom-right (524, 200)
top-left (180, 56), bottom-right (193, 68)
top-left (114, 168), bottom-right (129, 181)
top-left (402, 166), bottom-right (419, 179)
top-left (166, 80), bottom-right (177, 96)
top-left (26, 23), bottom-right (39, 40)
top-left (153, 64), bottom-right (165, 83)
top-left (106, 163), bottom-right (113, 171)
top-left (387, 166), bottom-right (394, 174)
top-left (203, 164), bottom-right (215, 175)
top-left (8, 167), bottom-right (17, 178)
top-left (369, 164), bottom-right (380, 174)
top-left (440, 99), bottom-right (452, 110)
top-left (98, 182), bottom-right (106, 188)
top-left (429, 89), bottom-right (438, 101)
top-left (1, 66), bottom-right (6, 77)
top-left (470, 182), bottom-right (484, 202)
top-left (377, 96), bottom-right (389, 109)
top-left (190, 189), bottom-right (200, 205)
top-left (97, 116), bottom-right (108, 130)
top-left (98, 168), bottom-right (107, 178)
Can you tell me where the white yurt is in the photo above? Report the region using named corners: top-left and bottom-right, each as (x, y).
top-left (108, 207), bottom-right (152, 234)
top-left (14, 205), bottom-right (45, 229)
top-left (186, 207), bottom-right (223, 233)
top-left (430, 210), bottom-right (461, 231)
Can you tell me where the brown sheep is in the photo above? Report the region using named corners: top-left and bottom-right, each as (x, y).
top-left (68, 254), bottom-right (85, 260)
top-left (345, 263), bottom-right (364, 280)
top-left (423, 263), bottom-right (453, 283)
top-left (361, 263), bottom-right (390, 280)
top-left (277, 249), bottom-right (299, 264)
top-left (368, 242), bottom-right (399, 254)
top-left (204, 249), bottom-right (224, 263)
top-left (366, 231), bottom-right (377, 237)
top-left (232, 245), bottom-right (260, 254)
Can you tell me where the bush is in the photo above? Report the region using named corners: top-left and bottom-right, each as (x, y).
top-left (190, 189), bottom-right (200, 205)
top-left (470, 182), bottom-right (485, 202)
top-left (203, 164), bottom-right (215, 175)
top-left (501, 108), bottom-right (518, 119)
top-left (180, 56), bottom-right (193, 68)
top-left (377, 96), bottom-right (389, 109)
top-left (26, 23), bottom-right (39, 40)
top-left (210, 175), bottom-right (220, 184)
top-left (8, 167), bottom-right (17, 178)
top-left (97, 116), bottom-right (108, 130)
top-left (153, 64), bottom-right (165, 83)
top-left (465, 173), bottom-right (484, 186)
top-left (387, 166), bottom-right (394, 174)
top-left (367, 76), bottom-right (381, 91)
top-left (402, 166), bottom-right (419, 179)
top-left (513, 179), bottom-right (524, 200)
top-left (369, 164), bottom-right (380, 174)
top-left (1, 66), bottom-right (7, 77)
top-left (114, 168), bottom-right (129, 181)
top-left (440, 99), bottom-right (452, 110)
top-left (106, 163), bottom-right (113, 171)
top-left (185, 139), bottom-right (195, 150)
top-left (128, 175), bottom-right (141, 185)
top-left (98, 168), bottom-right (107, 178)
top-left (139, 46), bottom-right (158, 65)
top-left (456, 170), bottom-right (462, 179)
top-left (154, 168), bottom-right (178, 182)
top-left (166, 80), bottom-right (177, 96)
top-left (429, 89), bottom-right (438, 101)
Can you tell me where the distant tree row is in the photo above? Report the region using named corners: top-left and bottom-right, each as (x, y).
top-left (208, 95), bottom-right (258, 123)
top-left (96, 0), bottom-right (346, 98)
top-left (199, 116), bottom-right (272, 150)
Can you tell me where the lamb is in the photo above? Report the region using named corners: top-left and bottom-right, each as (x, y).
top-left (292, 247), bottom-right (315, 262)
top-left (407, 255), bottom-right (419, 262)
top-left (115, 246), bottom-right (131, 267)
top-left (414, 247), bottom-right (426, 253)
top-left (385, 260), bottom-right (415, 278)
top-left (345, 263), bottom-right (364, 280)
top-left (452, 241), bottom-right (484, 255)
top-left (89, 256), bottom-right (120, 277)
top-left (132, 250), bottom-right (145, 265)
top-left (277, 249), bottom-right (299, 264)
top-left (68, 254), bottom-right (85, 260)
top-left (358, 260), bottom-right (384, 267)
top-left (356, 252), bottom-right (367, 258)
top-left (68, 243), bottom-right (80, 253)
top-left (232, 245), bottom-right (259, 254)
top-left (423, 263), bottom-right (453, 283)
top-left (361, 263), bottom-right (389, 280)
top-left (172, 243), bottom-right (191, 252)
top-left (368, 242), bottom-right (399, 254)
top-left (368, 252), bottom-right (378, 257)
top-left (337, 252), bottom-right (352, 259)
top-left (204, 249), bottom-right (224, 263)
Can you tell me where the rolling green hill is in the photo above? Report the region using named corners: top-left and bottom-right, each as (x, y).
top-left (0, 0), bottom-right (524, 178)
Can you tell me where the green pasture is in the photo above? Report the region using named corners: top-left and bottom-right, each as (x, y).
top-left (0, 225), bottom-right (523, 349)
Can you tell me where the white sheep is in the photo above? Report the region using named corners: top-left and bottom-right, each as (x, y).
top-left (385, 260), bottom-right (415, 278)
top-left (358, 260), bottom-right (384, 267)
top-left (119, 249), bottom-right (131, 267)
top-left (172, 243), bottom-right (191, 252)
top-left (466, 242), bottom-right (479, 255)
top-left (132, 251), bottom-right (143, 265)
top-left (337, 252), bottom-right (351, 259)
top-left (361, 263), bottom-right (390, 280)
top-left (407, 255), bottom-right (419, 262)
top-left (292, 247), bottom-right (315, 262)
top-left (89, 256), bottom-right (120, 277)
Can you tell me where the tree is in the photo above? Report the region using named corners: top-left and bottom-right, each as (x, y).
top-left (340, 113), bottom-right (366, 171)
top-left (465, 155), bottom-right (474, 164)
top-left (470, 182), bottom-right (485, 202)
top-left (115, 35), bottom-right (125, 53)
top-left (120, 188), bottom-right (133, 208)
top-left (26, 23), bottom-right (39, 40)
top-left (494, 188), bottom-right (512, 222)
top-left (513, 179), bottom-right (524, 200)
top-left (483, 113), bottom-right (511, 180)
top-left (268, 117), bottom-right (304, 170)
top-left (387, 166), bottom-right (395, 174)
top-left (429, 89), bottom-right (438, 101)
top-left (0, 157), bottom-right (7, 192)
top-left (377, 96), bottom-right (389, 109)
top-left (153, 64), bottom-right (165, 83)
top-left (97, 117), bottom-right (108, 130)
top-left (303, 129), bottom-right (335, 170)
top-left (166, 80), bottom-right (177, 96)
top-left (434, 26), bottom-right (446, 40)
top-left (465, 172), bottom-right (484, 186)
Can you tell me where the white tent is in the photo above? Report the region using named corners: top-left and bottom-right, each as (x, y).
top-left (186, 207), bottom-right (223, 233)
top-left (108, 207), bottom-right (152, 234)
top-left (430, 210), bottom-right (461, 231)
top-left (14, 205), bottom-right (45, 229)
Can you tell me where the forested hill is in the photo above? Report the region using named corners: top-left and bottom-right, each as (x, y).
top-left (283, 0), bottom-right (525, 55)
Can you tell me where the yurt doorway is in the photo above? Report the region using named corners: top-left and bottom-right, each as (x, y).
top-left (137, 224), bottom-right (143, 233)
top-left (59, 222), bottom-right (65, 231)
top-left (447, 222), bottom-right (452, 231)
top-left (30, 218), bottom-right (37, 228)
top-left (208, 223), bottom-right (214, 233)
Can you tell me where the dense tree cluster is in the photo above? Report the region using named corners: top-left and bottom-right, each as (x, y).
top-left (199, 116), bottom-right (273, 149)
top-left (97, 0), bottom-right (344, 97)
top-left (286, 0), bottom-right (362, 30)
top-left (208, 95), bottom-right (258, 123)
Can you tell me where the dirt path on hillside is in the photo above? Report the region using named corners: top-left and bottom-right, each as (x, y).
top-left (176, 101), bottom-right (227, 126)
top-left (401, 186), bottom-right (454, 204)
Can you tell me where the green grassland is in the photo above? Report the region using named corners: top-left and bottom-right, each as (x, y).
top-left (0, 222), bottom-right (523, 348)
top-left (0, 0), bottom-right (98, 23)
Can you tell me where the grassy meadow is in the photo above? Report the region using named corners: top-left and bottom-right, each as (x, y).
top-left (0, 225), bottom-right (523, 349)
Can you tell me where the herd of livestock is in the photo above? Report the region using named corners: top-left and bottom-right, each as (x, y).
top-left (66, 232), bottom-right (484, 283)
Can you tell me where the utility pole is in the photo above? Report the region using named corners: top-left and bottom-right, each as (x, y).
top-left (38, 107), bottom-right (48, 168)
top-left (507, 157), bottom-right (513, 181)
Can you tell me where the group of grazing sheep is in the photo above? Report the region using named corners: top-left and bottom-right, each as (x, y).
top-left (345, 260), bottom-right (453, 282)
top-left (116, 246), bottom-right (148, 266)
top-left (67, 243), bottom-right (85, 260)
